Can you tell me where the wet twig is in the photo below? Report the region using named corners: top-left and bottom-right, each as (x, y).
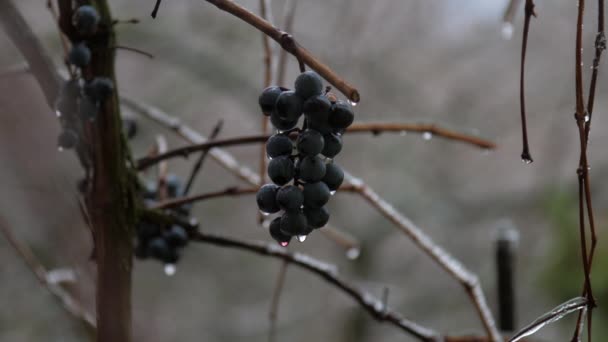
top-left (276, 0), bottom-right (298, 87)
top-left (183, 120), bottom-right (224, 195)
top-left (203, 0), bottom-right (360, 103)
top-left (518, 0), bottom-right (536, 163)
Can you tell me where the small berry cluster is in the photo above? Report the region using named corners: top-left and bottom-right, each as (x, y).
top-left (256, 71), bottom-right (353, 246)
top-left (134, 175), bottom-right (195, 265)
top-left (54, 5), bottom-right (121, 152)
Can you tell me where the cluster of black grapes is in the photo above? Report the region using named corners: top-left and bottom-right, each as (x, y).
top-left (256, 71), bottom-right (353, 246)
top-left (134, 175), bottom-right (195, 266)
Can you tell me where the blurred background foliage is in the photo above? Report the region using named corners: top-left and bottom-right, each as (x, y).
top-left (1, 0), bottom-right (607, 341)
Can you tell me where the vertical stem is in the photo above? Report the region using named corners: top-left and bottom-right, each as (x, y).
top-left (85, 1), bottom-right (136, 341)
top-left (519, 0), bottom-right (536, 163)
top-left (496, 227), bottom-right (518, 332)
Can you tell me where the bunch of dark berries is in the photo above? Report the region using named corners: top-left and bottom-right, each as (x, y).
top-left (256, 71), bottom-right (352, 246)
top-left (55, 5), bottom-right (134, 153)
top-left (134, 174), bottom-right (196, 268)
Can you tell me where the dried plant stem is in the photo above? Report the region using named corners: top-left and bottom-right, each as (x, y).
top-left (518, 0), bottom-right (536, 163)
top-left (203, 0), bottom-right (360, 103)
top-left (0, 218), bottom-right (96, 329)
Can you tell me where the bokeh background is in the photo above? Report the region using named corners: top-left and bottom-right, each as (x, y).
top-left (1, 0), bottom-right (607, 341)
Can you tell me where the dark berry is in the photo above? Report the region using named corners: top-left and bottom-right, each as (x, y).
top-left (269, 217), bottom-right (292, 245)
top-left (322, 162), bottom-right (344, 191)
top-left (72, 5), bottom-right (100, 35)
top-left (304, 206), bottom-right (330, 229)
top-left (322, 133), bottom-right (343, 158)
top-left (297, 156), bottom-right (326, 183)
top-left (303, 182), bottom-right (331, 208)
top-left (122, 118), bottom-right (137, 139)
top-left (307, 117), bottom-right (333, 135)
top-left (270, 112), bottom-right (298, 131)
top-left (280, 211), bottom-right (310, 236)
top-left (303, 94), bottom-right (331, 122)
top-left (164, 225), bottom-right (189, 248)
top-left (266, 134), bottom-right (293, 158)
top-left (259, 86), bottom-right (283, 115)
top-left (275, 91), bottom-right (304, 122)
top-left (276, 185), bottom-right (304, 211)
top-left (147, 237), bottom-right (170, 260)
top-left (294, 71), bottom-right (323, 100)
top-left (68, 43), bottom-right (91, 68)
top-left (58, 129), bottom-right (78, 150)
top-left (329, 101), bottom-right (355, 129)
top-left (268, 156), bottom-right (295, 185)
top-left (296, 129), bottom-right (324, 156)
top-left (256, 184), bottom-right (281, 214)
top-left (137, 222), bottom-right (161, 240)
top-left (85, 77), bottom-right (114, 103)
top-left (79, 96), bottom-right (98, 121)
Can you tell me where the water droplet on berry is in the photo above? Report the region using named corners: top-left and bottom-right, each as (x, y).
top-left (348, 100), bottom-right (358, 107)
top-left (297, 235), bottom-right (307, 242)
top-left (501, 22), bottom-right (514, 40)
top-left (259, 210), bottom-right (271, 216)
top-left (346, 247), bottom-right (361, 260)
top-left (164, 264), bottom-right (176, 276)
top-left (422, 132), bottom-right (433, 140)
top-left (330, 190), bottom-right (337, 196)
top-left (280, 241), bottom-right (289, 247)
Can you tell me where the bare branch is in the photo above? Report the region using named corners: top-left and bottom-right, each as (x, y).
top-left (518, 0), bottom-right (537, 164)
top-left (276, 0), bottom-right (298, 86)
top-left (203, 0), bottom-right (360, 103)
top-left (152, 186), bottom-right (258, 210)
top-left (268, 260), bottom-right (288, 342)
top-left (191, 230), bottom-right (440, 341)
top-left (183, 120), bottom-right (224, 195)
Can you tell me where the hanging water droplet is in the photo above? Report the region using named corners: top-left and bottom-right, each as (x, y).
top-left (521, 157), bottom-right (533, 164)
top-left (501, 22), bottom-right (514, 40)
top-left (422, 132), bottom-right (433, 140)
top-left (55, 110), bottom-right (62, 117)
top-left (585, 114), bottom-right (590, 122)
top-left (164, 264), bottom-right (176, 276)
top-left (57, 146), bottom-right (64, 152)
top-left (348, 100), bottom-right (358, 107)
top-left (280, 241), bottom-right (289, 247)
top-left (481, 149), bottom-right (491, 156)
top-left (330, 190), bottom-right (337, 196)
top-left (346, 247), bottom-right (361, 260)
top-left (297, 235), bottom-right (307, 242)
top-left (399, 130), bottom-right (407, 136)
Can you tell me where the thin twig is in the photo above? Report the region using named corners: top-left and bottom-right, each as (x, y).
top-left (276, 0), bottom-right (298, 87)
top-left (268, 260), bottom-right (288, 342)
top-left (136, 123), bottom-right (496, 170)
top-left (114, 45), bottom-right (155, 59)
top-left (203, 0), bottom-right (360, 103)
top-left (152, 186), bottom-right (258, 210)
top-left (0, 218), bottom-right (96, 329)
top-left (518, 0), bottom-right (537, 163)
top-left (191, 230), bottom-right (440, 341)
top-left (156, 135), bottom-right (169, 200)
top-left (183, 120), bottom-right (224, 195)
top-left (151, 0), bottom-right (163, 18)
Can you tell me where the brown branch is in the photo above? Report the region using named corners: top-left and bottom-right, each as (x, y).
top-left (191, 230), bottom-right (440, 341)
top-left (0, 217), bottom-right (96, 329)
top-left (0, 0), bottom-right (61, 108)
top-left (348, 122), bottom-right (496, 149)
top-left (518, 0), bottom-right (536, 164)
top-left (114, 45), bottom-right (155, 59)
top-left (152, 186), bottom-right (258, 210)
top-left (136, 122), bottom-right (496, 170)
top-left (203, 0), bottom-right (360, 103)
